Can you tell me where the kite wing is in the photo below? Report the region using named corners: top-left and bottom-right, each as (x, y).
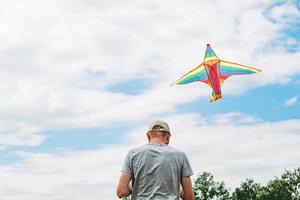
top-left (171, 63), bottom-right (211, 87)
top-left (219, 60), bottom-right (261, 84)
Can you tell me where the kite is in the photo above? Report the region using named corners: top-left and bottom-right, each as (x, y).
top-left (171, 44), bottom-right (261, 102)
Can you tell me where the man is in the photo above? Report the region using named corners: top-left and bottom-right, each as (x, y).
top-left (116, 120), bottom-right (194, 200)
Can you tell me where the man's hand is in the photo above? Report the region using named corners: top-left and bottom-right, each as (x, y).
top-left (116, 172), bottom-right (132, 198)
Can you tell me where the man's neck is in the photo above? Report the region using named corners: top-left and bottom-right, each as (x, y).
top-left (149, 139), bottom-right (167, 145)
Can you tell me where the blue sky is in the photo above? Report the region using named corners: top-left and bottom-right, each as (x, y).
top-left (2, 77), bottom-right (299, 163)
top-left (0, 1), bottom-right (299, 199)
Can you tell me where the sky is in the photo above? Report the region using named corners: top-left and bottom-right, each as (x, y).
top-left (0, 0), bottom-right (299, 199)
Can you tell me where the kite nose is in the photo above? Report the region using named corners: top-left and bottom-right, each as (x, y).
top-left (204, 43), bottom-right (218, 61)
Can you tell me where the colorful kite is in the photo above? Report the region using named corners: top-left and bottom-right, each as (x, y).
top-left (171, 44), bottom-right (261, 102)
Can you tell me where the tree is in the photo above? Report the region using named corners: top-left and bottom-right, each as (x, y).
top-left (258, 167), bottom-right (300, 200)
top-left (232, 178), bottom-right (262, 200)
top-left (193, 172), bottom-right (230, 200)
top-left (281, 167), bottom-right (300, 200)
top-left (258, 178), bottom-right (292, 200)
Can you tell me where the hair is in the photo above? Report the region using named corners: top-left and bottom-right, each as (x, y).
top-left (148, 131), bottom-right (168, 137)
top-left (148, 125), bottom-right (170, 137)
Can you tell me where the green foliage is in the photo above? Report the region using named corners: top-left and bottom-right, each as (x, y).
top-left (122, 196), bottom-right (131, 200)
top-left (193, 167), bottom-right (299, 200)
top-left (258, 178), bottom-right (291, 200)
top-left (257, 168), bottom-right (300, 200)
top-left (232, 178), bottom-right (262, 200)
top-left (281, 167), bottom-right (300, 200)
top-left (193, 172), bottom-right (230, 200)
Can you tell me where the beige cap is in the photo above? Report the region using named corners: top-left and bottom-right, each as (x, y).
top-left (148, 120), bottom-right (170, 133)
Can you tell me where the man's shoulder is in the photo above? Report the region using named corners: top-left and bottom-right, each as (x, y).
top-left (128, 144), bottom-right (186, 155)
top-left (127, 144), bottom-right (148, 154)
top-left (128, 144), bottom-right (180, 151)
top-left (165, 146), bottom-right (186, 159)
top-left (166, 145), bottom-right (183, 153)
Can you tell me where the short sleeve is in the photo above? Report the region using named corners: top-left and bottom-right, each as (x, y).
top-left (121, 150), bottom-right (132, 175)
top-left (182, 152), bottom-right (193, 177)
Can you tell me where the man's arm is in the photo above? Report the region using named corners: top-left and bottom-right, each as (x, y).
top-left (181, 176), bottom-right (194, 200)
top-left (116, 172), bottom-right (132, 198)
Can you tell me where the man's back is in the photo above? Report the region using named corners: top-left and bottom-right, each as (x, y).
top-left (122, 144), bottom-right (193, 200)
top-left (117, 120), bottom-right (194, 200)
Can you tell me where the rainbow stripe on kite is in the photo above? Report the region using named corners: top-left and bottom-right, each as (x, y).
top-left (171, 44), bottom-right (261, 102)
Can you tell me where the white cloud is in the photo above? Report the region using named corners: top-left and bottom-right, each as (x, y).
top-left (0, 1), bottom-right (298, 199)
top-left (0, 112), bottom-right (299, 199)
top-left (0, 145), bottom-right (128, 200)
top-left (0, 0), bottom-right (299, 148)
top-left (211, 112), bottom-right (262, 125)
top-left (0, 119), bottom-right (44, 147)
top-left (0, 1), bottom-right (299, 141)
top-left (284, 96), bottom-right (298, 107)
top-left (267, 2), bottom-right (300, 23)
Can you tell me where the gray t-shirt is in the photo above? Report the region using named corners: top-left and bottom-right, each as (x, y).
top-left (122, 144), bottom-right (193, 200)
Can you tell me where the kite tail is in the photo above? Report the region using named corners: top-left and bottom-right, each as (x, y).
top-left (209, 91), bottom-right (222, 103)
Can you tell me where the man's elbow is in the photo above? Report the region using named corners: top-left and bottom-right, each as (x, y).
top-left (116, 189), bottom-right (125, 198)
top-left (116, 188), bottom-right (130, 199)
top-left (183, 196), bottom-right (195, 200)
top-left (183, 193), bottom-right (194, 200)
top-left (116, 192), bottom-right (123, 199)
top-left (182, 190), bottom-right (194, 200)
